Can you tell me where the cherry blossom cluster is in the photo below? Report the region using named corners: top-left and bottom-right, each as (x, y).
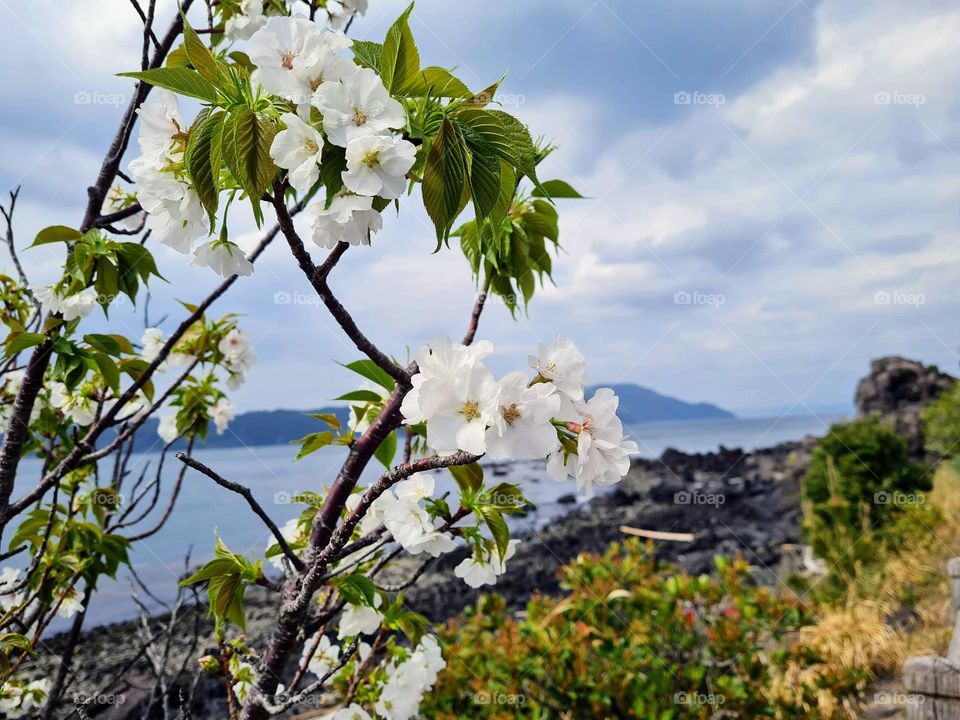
top-left (403, 335), bottom-right (639, 494)
top-left (294, 631), bottom-right (446, 720)
top-left (222, 0), bottom-right (369, 42)
top-left (255, 17), bottom-right (415, 249)
top-left (128, 91), bottom-right (238, 272)
top-left (152, 325), bottom-right (255, 443)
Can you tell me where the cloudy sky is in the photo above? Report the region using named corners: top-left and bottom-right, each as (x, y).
top-left (1, 0), bottom-right (958, 418)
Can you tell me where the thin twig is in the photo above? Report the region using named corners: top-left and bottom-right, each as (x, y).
top-left (176, 453), bottom-right (306, 572)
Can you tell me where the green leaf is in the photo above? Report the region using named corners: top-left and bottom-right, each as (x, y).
top-left (486, 110), bottom-right (545, 192)
top-left (166, 45), bottom-right (190, 68)
top-left (180, 558), bottom-right (237, 586)
top-left (466, 145), bottom-right (501, 222)
top-left (308, 412), bottom-right (341, 431)
top-left (182, 17), bottom-right (223, 86)
top-left (351, 40), bottom-right (383, 72)
top-left (332, 574), bottom-right (378, 606)
top-left (532, 179), bottom-right (585, 199)
top-left (91, 352), bottom-right (120, 394)
top-left (341, 359), bottom-right (395, 392)
top-left (482, 508), bottom-right (510, 560)
top-left (379, 2), bottom-right (420, 93)
top-left (400, 66), bottom-right (471, 98)
top-left (320, 141), bottom-right (346, 205)
top-left (118, 67), bottom-right (218, 103)
top-left (334, 389), bottom-right (384, 403)
top-left (485, 482), bottom-right (526, 514)
top-left (292, 431), bottom-right (334, 460)
top-left (211, 572), bottom-right (247, 630)
top-left (4, 332), bottom-right (44, 357)
top-left (374, 432), bottom-right (397, 469)
top-left (423, 117), bottom-right (468, 241)
top-left (32, 225), bottom-right (82, 247)
top-left (185, 110), bottom-right (224, 222)
top-left (450, 462), bottom-right (484, 495)
top-left (84, 333), bottom-right (132, 356)
top-left (465, 78), bottom-right (501, 108)
top-left (222, 108), bottom-right (278, 223)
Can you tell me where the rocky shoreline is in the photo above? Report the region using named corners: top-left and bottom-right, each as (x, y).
top-left (37, 437), bottom-right (817, 719)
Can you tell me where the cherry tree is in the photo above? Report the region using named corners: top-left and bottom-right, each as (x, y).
top-left (0, 1), bottom-right (638, 718)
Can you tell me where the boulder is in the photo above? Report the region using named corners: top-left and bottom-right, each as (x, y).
top-left (855, 356), bottom-right (955, 455)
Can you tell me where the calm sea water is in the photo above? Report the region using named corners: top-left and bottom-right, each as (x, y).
top-left (15, 412), bottom-right (845, 628)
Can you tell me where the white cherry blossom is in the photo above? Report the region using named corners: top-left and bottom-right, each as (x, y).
top-left (211, 398), bottom-right (235, 435)
top-left (374, 635), bottom-right (445, 720)
top-left (529, 334), bottom-right (588, 405)
top-left (300, 633), bottom-right (340, 680)
top-left (48, 382), bottom-right (96, 426)
top-left (0, 567), bottom-right (22, 612)
top-left (141, 327), bottom-right (165, 363)
top-left (270, 113), bottom-right (324, 193)
top-left (225, 0), bottom-right (266, 41)
top-left (546, 388), bottom-right (638, 493)
top-left (266, 517), bottom-right (301, 571)
top-left (326, 0), bottom-right (369, 31)
top-left (312, 67), bottom-right (406, 147)
top-left (485, 371), bottom-right (561, 460)
top-left (56, 586), bottom-right (84, 619)
top-left (331, 704), bottom-right (372, 720)
top-left (407, 358), bottom-right (498, 456)
top-left (337, 594), bottom-right (383, 638)
top-left (33, 286), bottom-right (98, 321)
top-left (192, 240), bottom-right (254, 278)
top-left (248, 17), bottom-right (350, 101)
top-left (310, 193), bottom-right (383, 248)
top-left (343, 134), bottom-right (416, 199)
top-left (454, 539), bottom-right (520, 588)
top-left (157, 413), bottom-right (179, 444)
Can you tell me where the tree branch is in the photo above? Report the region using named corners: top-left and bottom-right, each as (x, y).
top-left (462, 291), bottom-right (487, 346)
top-left (176, 453), bottom-right (306, 573)
top-left (0, 0), bottom-right (197, 528)
top-left (269, 190), bottom-right (408, 386)
top-left (0, 201), bottom-right (305, 532)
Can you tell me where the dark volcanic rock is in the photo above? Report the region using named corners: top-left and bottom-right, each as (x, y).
top-left (855, 356), bottom-right (955, 455)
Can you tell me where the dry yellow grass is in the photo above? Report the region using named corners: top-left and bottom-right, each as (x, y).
top-left (807, 462), bottom-right (960, 677)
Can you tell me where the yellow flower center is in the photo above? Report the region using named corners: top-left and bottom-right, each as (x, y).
top-left (361, 150), bottom-right (380, 168)
top-left (310, 72), bottom-right (325, 91)
top-left (460, 401), bottom-right (481, 421)
top-left (502, 403), bottom-right (522, 426)
top-left (304, 139), bottom-right (319, 155)
top-left (353, 107), bottom-right (368, 126)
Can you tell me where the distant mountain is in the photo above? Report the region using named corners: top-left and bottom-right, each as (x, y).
top-left (123, 407), bottom-right (350, 454)
top-left (588, 384), bottom-right (734, 425)
top-left (119, 384), bottom-right (732, 452)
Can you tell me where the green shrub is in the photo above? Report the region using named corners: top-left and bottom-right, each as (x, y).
top-left (802, 418), bottom-right (930, 536)
top-left (923, 383), bottom-right (960, 459)
top-left (422, 540), bottom-right (864, 719)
